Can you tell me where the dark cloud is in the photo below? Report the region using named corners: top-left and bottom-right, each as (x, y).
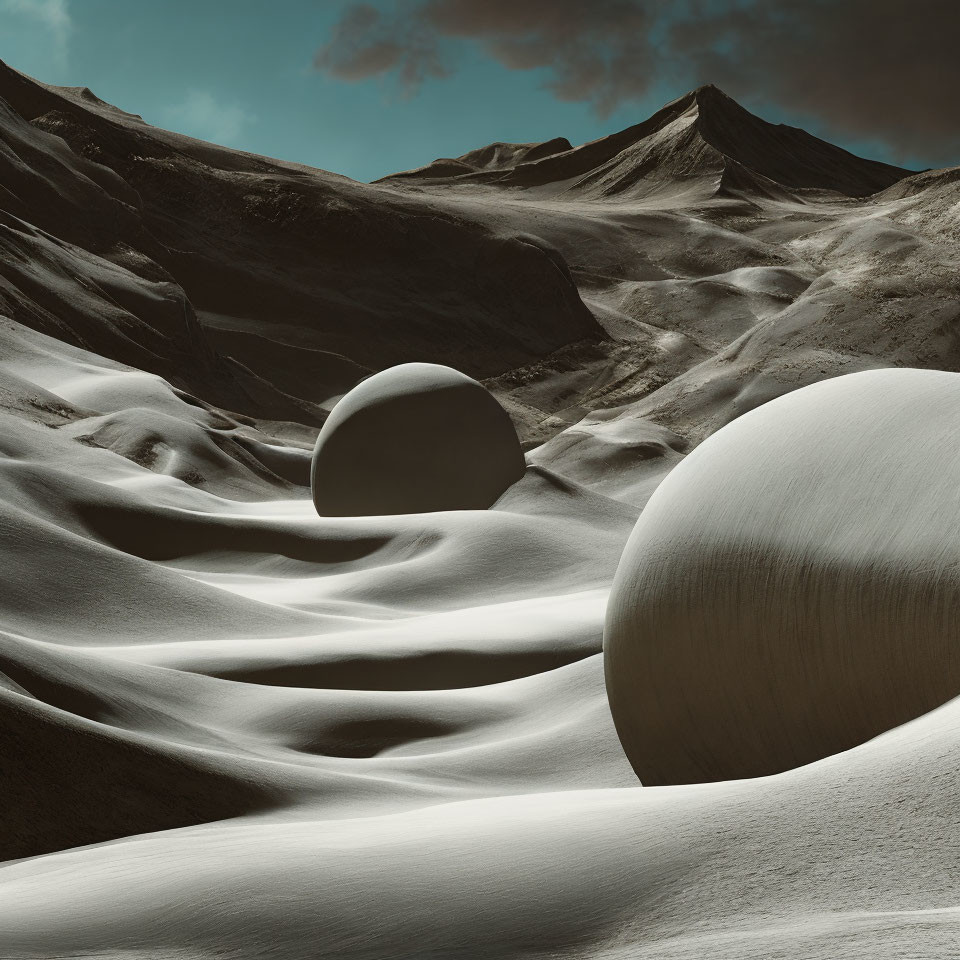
top-left (315, 1), bottom-right (665, 112)
top-left (672, 0), bottom-right (960, 165)
top-left (314, 0), bottom-right (960, 165)
top-left (314, 3), bottom-right (449, 93)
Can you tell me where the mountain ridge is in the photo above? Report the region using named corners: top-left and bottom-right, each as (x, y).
top-left (0, 59), bottom-right (602, 427)
top-left (380, 84), bottom-right (913, 199)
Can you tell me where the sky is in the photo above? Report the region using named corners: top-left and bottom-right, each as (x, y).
top-left (2, 0), bottom-right (957, 183)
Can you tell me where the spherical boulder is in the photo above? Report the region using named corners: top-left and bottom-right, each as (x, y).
top-left (311, 362), bottom-right (525, 517)
top-left (604, 368), bottom-right (960, 785)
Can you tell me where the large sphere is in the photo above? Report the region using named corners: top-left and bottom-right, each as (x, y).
top-left (311, 362), bottom-right (525, 516)
top-left (605, 368), bottom-right (960, 785)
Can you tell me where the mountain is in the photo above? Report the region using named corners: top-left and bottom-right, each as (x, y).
top-left (0, 61), bottom-right (600, 425)
top-left (1, 63), bottom-right (955, 455)
top-left (373, 87), bottom-right (960, 456)
top-left (384, 135), bottom-right (573, 181)
top-left (381, 85), bottom-right (912, 199)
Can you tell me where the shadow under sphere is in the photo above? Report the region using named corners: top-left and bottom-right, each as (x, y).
top-left (311, 362), bottom-right (525, 517)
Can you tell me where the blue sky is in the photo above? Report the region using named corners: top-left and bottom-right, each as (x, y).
top-left (1, 0), bottom-right (919, 182)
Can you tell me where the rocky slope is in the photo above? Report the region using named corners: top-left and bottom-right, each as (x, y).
top-left (0, 60), bottom-right (601, 427)
top-left (379, 87), bottom-right (960, 461)
top-left (382, 85), bottom-right (911, 199)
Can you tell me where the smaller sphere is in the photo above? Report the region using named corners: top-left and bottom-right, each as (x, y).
top-left (311, 362), bottom-right (525, 517)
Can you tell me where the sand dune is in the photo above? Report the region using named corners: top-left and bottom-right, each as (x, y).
top-left (1, 64), bottom-right (960, 959)
top-left (4, 689), bottom-right (960, 956)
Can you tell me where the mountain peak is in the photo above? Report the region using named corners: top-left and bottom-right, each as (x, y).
top-left (666, 83), bottom-right (761, 127)
top-left (691, 82), bottom-right (732, 101)
top-left (682, 87), bottom-right (911, 196)
top-left (380, 84), bottom-right (912, 199)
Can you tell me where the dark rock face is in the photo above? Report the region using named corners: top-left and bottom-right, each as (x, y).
top-left (0, 60), bottom-right (601, 424)
top-left (311, 363), bottom-right (526, 517)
